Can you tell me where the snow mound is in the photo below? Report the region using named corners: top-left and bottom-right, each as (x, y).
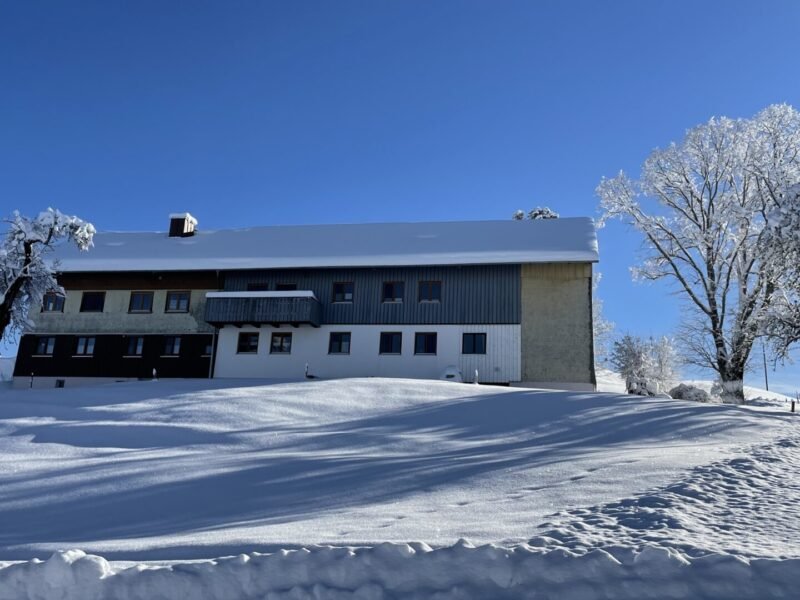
top-left (2, 542), bottom-right (799, 600)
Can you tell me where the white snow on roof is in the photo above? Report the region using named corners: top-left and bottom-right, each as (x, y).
top-left (52, 218), bottom-right (599, 272)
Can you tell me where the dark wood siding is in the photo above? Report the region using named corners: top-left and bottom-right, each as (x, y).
top-left (223, 265), bottom-right (520, 325)
top-left (14, 334), bottom-right (212, 379)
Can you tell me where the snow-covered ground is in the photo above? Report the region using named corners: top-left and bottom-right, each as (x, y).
top-left (0, 377), bottom-right (797, 598)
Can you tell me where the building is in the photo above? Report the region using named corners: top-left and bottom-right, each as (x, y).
top-left (13, 214), bottom-right (599, 389)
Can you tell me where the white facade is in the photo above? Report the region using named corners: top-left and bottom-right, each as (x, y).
top-left (213, 324), bottom-right (521, 383)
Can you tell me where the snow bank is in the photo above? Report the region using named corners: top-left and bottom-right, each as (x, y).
top-left (1, 542), bottom-right (797, 600)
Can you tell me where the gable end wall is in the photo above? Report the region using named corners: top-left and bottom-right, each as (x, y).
top-left (520, 263), bottom-right (595, 388)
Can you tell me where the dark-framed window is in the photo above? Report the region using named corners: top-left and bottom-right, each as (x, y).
top-left (75, 336), bottom-right (96, 356)
top-left (79, 292), bottom-right (105, 312)
top-left (414, 332), bottom-right (437, 355)
top-left (237, 332), bottom-right (260, 354)
top-left (246, 283), bottom-right (270, 291)
top-left (332, 282), bottom-right (354, 303)
top-left (163, 336), bottom-right (181, 356)
top-left (328, 332), bottom-right (351, 354)
top-left (275, 283), bottom-right (298, 291)
top-left (270, 332), bottom-right (292, 354)
top-left (418, 281), bottom-right (442, 303)
top-left (42, 293), bottom-right (65, 313)
top-left (35, 336), bottom-right (56, 355)
top-left (379, 332), bottom-right (402, 355)
top-left (462, 333), bottom-right (487, 355)
top-left (165, 291), bottom-right (190, 313)
top-left (128, 291), bottom-right (154, 313)
top-left (125, 336), bottom-right (144, 356)
top-left (382, 281), bottom-right (404, 303)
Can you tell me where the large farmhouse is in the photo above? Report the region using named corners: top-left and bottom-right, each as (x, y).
top-left (14, 214), bottom-right (599, 389)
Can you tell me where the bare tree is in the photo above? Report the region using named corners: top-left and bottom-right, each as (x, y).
top-left (597, 104), bottom-right (800, 402)
top-left (0, 209), bottom-right (95, 341)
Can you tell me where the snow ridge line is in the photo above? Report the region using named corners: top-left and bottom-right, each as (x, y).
top-left (1, 541), bottom-right (799, 600)
top-left (536, 435), bottom-right (800, 559)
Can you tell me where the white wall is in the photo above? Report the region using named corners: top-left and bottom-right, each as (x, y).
top-left (214, 325), bottom-right (521, 383)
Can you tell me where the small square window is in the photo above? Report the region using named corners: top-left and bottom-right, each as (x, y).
top-left (328, 332), bottom-right (351, 354)
top-left (418, 281), bottom-right (441, 303)
top-left (75, 336), bottom-right (96, 356)
top-left (414, 332), bottom-right (437, 355)
top-left (382, 281), bottom-right (404, 303)
top-left (163, 336), bottom-right (181, 356)
top-left (271, 332), bottom-right (292, 354)
top-left (379, 332), bottom-right (402, 355)
top-left (79, 292), bottom-right (105, 312)
top-left (462, 333), bottom-right (487, 355)
top-left (165, 291), bottom-right (190, 313)
top-left (42, 293), bottom-right (65, 312)
top-left (128, 291), bottom-right (154, 313)
top-left (126, 336), bottom-right (144, 356)
top-left (237, 332), bottom-right (260, 354)
top-left (275, 283), bottom-right (298, 291)
top-left (332, 282), bottom-right (354, 303)
top-left (35, 336), bottom-right (56, 355)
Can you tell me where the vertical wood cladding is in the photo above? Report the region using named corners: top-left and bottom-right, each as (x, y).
top-left (222, 265), bottom-right (521, 325)
top-left (14, 334), bottom-right (212, 379)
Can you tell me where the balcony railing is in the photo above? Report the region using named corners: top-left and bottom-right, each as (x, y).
top-left (204, 291), bottom-right (321, 327)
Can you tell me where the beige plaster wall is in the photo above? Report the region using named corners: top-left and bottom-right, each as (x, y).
top-left (30, 289), bottom-right (214, 335)
top-left (520, 263), bottom-right (595, 387)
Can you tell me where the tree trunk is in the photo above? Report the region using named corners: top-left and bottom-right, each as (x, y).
top-left (719, 363), bottom-right (746, 404)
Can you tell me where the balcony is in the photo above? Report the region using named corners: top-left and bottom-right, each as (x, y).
top-left (204, 291), bottom-right (322, 328)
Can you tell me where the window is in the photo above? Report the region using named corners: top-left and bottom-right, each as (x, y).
top-left (379, 332), bottom-right (402, 355)
top-left (414, 332), bottom-right (437, 355)
top-left (202, 341), bottom-right (213, 356)
top-left (382, 281), bottom-right (404, 303)
top-left (35, 336), bottom-right (55, 355)
top-left (247, 283), bottom-right (270, 291)
top-left (125, 336), bottom-right (144, 356)
top-left (163, 336), bottom-right (181, 356)
top-left (128, 291), bottom-right (154, 313)
top-left (42, 293), bottom-right (64, 312)
top-left (328, 332), bottom-right (351, 354)
top-left (332, 282), bottom-right (354, 303)
top-left (55, 379), bottom-right (65, 388)
top-left (75, 336), bottom-right (96, 356)
top-left (270, 332), bottom-right (292, 354)
top-left (165, 291), bottom-right (190, 313)
top-left (462, 333), bottom-right (487, 355)
top-left (275, 283), bottom-right (298, 291)
top-left (418, 281), bottom-right (442, 303)
top-left (237, 332), bottom-right (259, 354)
top-left (79, 292), bottom-right (105, 312)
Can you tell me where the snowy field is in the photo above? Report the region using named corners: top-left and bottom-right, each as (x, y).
top-left (0, 377), bottom-right (798, 599)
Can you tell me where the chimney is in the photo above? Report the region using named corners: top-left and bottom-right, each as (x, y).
top-left (168, 213), bottom-right (197, 237)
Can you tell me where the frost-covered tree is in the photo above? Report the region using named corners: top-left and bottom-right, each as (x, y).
top-left (0, 209), bottom-right (95, 341)
top-left (762, 184), bottom-right (800, 357)
top-left (610, 334), bottom-right (679, 394)
top-left (598, 104), bottom-right (800, 402)
top-left (592, 273), bottom-right (615, 366)
top-left (513, 207), bottom-right (559, 220)
top-left (649, 336), bottom-right (679, 391)
top-left (610, 334), bottom-right (652, 392)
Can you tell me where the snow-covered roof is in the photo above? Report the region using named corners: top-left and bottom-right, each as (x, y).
top-left (51, 218), bottom-right (599, 272)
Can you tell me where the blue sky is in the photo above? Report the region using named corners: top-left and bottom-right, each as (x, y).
top-left (1, 1), bottom-right (799, 392)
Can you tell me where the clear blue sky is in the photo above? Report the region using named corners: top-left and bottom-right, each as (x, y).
top-left (1, 1), bottom-right (798, 392)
